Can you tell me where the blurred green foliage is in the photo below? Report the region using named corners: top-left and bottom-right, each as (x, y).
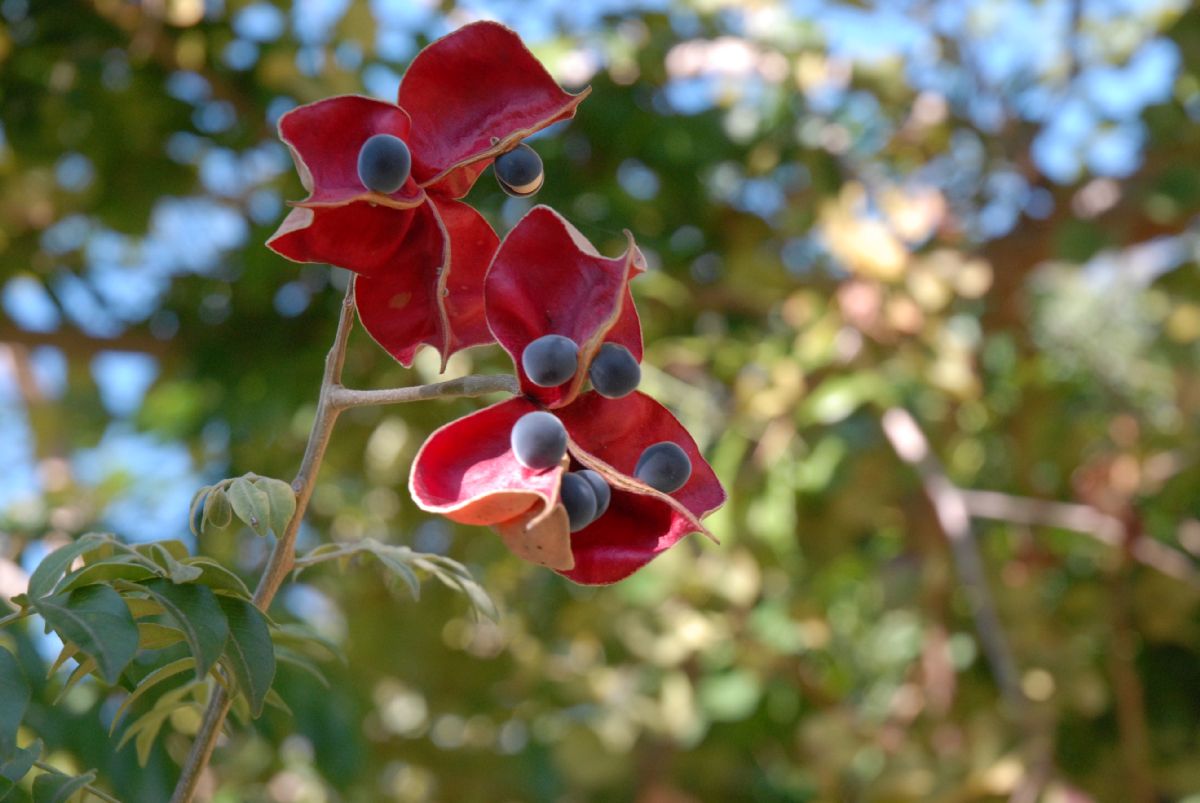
top-left (2, 0), bottom-right (1200, 801)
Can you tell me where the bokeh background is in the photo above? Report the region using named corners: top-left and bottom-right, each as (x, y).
top-left (2, 0), bottom-right (1200, 801)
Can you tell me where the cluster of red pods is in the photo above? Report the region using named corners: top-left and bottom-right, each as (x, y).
top-left (269, 22), bottom-right (725, 584)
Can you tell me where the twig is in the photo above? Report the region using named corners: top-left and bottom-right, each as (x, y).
top-left (880, 408), bottom-right (1026, 712)
top-left (170, 283), bottom-right (517, 802)
top-left (329, 374), bottom-right (518, 409)
top-left (961, 490), bottom-right (1199, 587)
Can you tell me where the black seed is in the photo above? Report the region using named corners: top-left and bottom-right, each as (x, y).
top-left (522, 334), bottom-right (578, 387)
top-left (357, 134), bottom-right (412, 194)
top-left (577, 469), bottom-right (611, 519)
top-left (634, 441), bottom-right (692, 494)
top-left (494, 143), bottom-right (544, 197)
top-left (560, 473), bottom-right (598, 532)
top-left (588, 343), bottom-right (641, 398)
top-left (511, 411), bottom-right (567, 470)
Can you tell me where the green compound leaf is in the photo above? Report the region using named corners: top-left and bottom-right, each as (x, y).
top-left (33, 585), bottom-right (138, 684)
top-left (216, 596), bottom-right (275, 717)
top-left (0, 648), bottom-right (29, 751)
top-left (31, 767), bottom-right (97, 803)
top-left (130, 580), bottom-right (229, 680)
top-left (27, 534), bottom-right (110, 600)
top-left (226, 477), bottom-right (271, 536)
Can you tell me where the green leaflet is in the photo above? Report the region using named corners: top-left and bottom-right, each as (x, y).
top-left (254, 476), bottom-right (297, 538)
top-left (26, 534), bottom-right (109, 600)
top-left (215, 596), bottom-right (275, 717)
top-left (130, 580), bottom-right (229, 680)
top-left (226, 477), bottom-right (271, 536)
top-left (0, 739), bottom-right (42, 797)
top-left (32, 585), bottom-right (138, 685)
top-left (0, 648), bottom-right (29, 751)
top-left (110, 656), bottom-right (196, 734)
top-left (31, 767), bottom-right (97, 803)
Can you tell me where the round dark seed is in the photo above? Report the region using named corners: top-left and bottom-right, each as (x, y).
top-left (522, 334), bottom-right (578, 387)
top-left (577, 469), bottom-right (611, 519)
top-left (357, 133), bottom-right (412, 194)
top-left (588, 343), bottom-right (641, 398)
top-left (511, 411), bottom-right (567, 470)
top-left (634, 441), bottom-right (692, 494)
top-left (494, 143), bottom-right (544, 197)
top-left (560, 472), bottom-right (598, 532)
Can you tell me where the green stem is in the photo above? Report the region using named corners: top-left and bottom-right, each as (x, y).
top-left (0, 609), bottom-right (30, 629)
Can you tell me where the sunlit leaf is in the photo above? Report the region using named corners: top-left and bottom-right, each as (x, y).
top-left (137, 621), bottom-right (186, 651)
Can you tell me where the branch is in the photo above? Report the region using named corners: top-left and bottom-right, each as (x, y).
top-left (169, 279), bottom-right (359, 803)
top-left (171, 284), bottom-right (518, 801)
top-left (329, 373), bottom-right (518, 409)
top-left (960, 490), bottom-right (1200, 587)
top-left (880, 408), bottom-right (1027, 712)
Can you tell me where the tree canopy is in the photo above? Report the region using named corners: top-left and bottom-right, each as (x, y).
top-left (2, 0), bottom-right (1199, 800)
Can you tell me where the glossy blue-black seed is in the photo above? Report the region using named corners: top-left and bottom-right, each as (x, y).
top-left (522, 334), bottom-right (578, 387)
top-left (494, 143), bottom-right (544, 197)
top-left (577, 469), bottom-right (611, 519)
top-left (634, 441), bottom-right (692, 494)
top-left (357, 134), bottom-right (412, 194)
top-left (588, 343), bottom-right (641, 398)
top-left (560, 473), bottom-right (598, 532)
top-left (511, 411), bottom-right (567, 470)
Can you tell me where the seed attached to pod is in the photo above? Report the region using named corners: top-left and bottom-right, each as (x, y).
top-left (560, 472), bottom-right (597, 532)
top-left (576, 469), bottom-right (611, 519)
top-left (511, 411), bottom-right (567, 470)
top-left (494, 143), bottom-right (544, 197)
top-left (357, 133), bottom-right (412, 194)
top-left (634, 441), bottom-right (692, 494)
top-left (588, 343), bottom-right (641, 398)
top-left (522, 334), bottom-right (579, 387)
